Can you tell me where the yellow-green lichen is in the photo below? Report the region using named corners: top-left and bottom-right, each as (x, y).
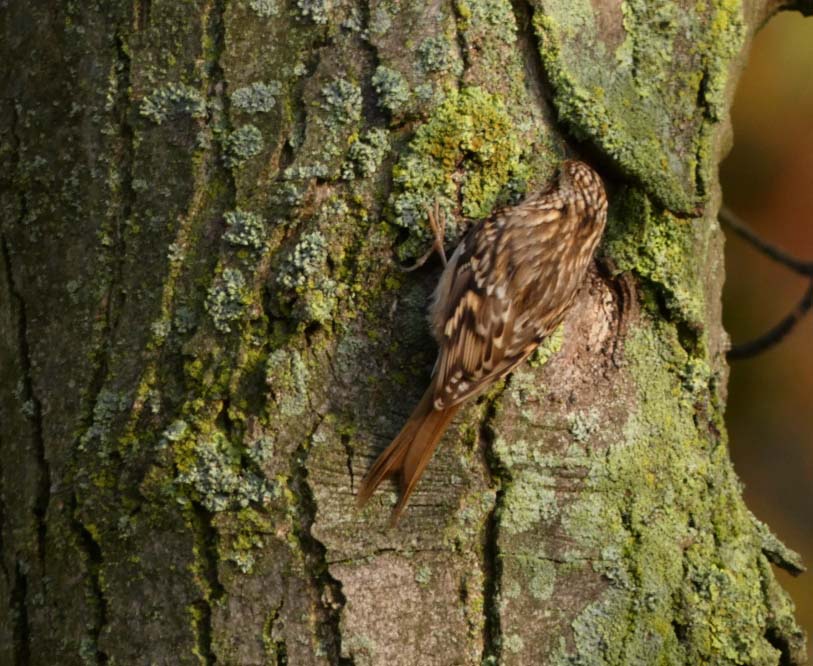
top-left (390, 86), bottom-right (526, 259)
top-left (414, 565), bottom-right (432, 586)
top-left (604, 187), bottom-right (709, 332)
top-left (527, 324), bottom-right (564, 368)
top-left (222, 507), bottom-right (273, 573)
top-left (547, 321), bottom-right (804, 664)
top-left (532, 0), bottom-right (745, 212)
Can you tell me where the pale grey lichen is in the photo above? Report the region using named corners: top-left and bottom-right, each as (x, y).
top-left (320, 77), bottom-right (362, 125)
top-left (418, 36), bottom-right (458, 75)
top-left (161, 419), bottom-right (190, 446)
top-left (414, 565), bottom-right (432, 586)
top-left (173, 304), bottom-right (197, 334)
top-left (567, 409), bottom-right (600, 444)
top-left (283, 163), bottom-right (330, 181)
top-left (504, 634), bottom-right (525, 654)
top-left (247, 0), bottom-right (279, 17)
top-left (79, 388), bottom-right (131, 452)
top-left (342, 128), bottom-right (390, 179)
top-left (278, 232), bottom-right (329, 290)
top-left (372, 66), bottom-right (411, 114)
top-left (246, 435), bottom-right (276, 467)
top-left (13, 380), bottom-right (35, 418)
top-left (501, 470), bottom-right (558, 535)
top-left (206, 267), bottom-right (249, 333)
top-left (224, 124), bottom-right (264, 167)
top-left (223, 209), bottom-right (266, 251)
top-left (266, 349), bottom-right (311, 417)
top-left (370, 4), bottom-right (392, 35)
top-left (231, 81), bottom-right (280, 114)
top-left (150, 319), bottom-right (171, 343)
top-left (341, 6), bottom-right (363, 32)
top-left (296, 0), bottom-right (330, 24)
top-left (277, 231), bottom-right (338, 324)
top-left (175, 431), bottom-right (273, 512)
top-left (140, 83), bottom-right (206, 125)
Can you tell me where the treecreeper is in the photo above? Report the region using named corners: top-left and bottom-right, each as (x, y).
top-left (357, 160), bottom-right (608, 524)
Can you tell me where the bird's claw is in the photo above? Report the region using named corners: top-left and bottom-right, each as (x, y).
top-left (401, 200), bottom-right (448, 272)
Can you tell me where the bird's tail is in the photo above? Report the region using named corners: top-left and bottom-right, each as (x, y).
top-left (356, 387), bottom-right (460, 525)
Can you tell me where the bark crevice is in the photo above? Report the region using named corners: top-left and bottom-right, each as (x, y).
top-left (11, 561), bottom-right (30, 666)
top-left (1, 234), bottom-right (50, 571)
top-left (206, 0), bottom-right (236, 209)
top-left (191, 501), bottom-right (225, 666)
top-left (70, 496), bottom-right (110, 665)
top-left (479, 388), bottom-right (509, 664)
top-left (509, 0), bottom-right (556, 121)
top-left (291, 420), bottom-right (354, 665)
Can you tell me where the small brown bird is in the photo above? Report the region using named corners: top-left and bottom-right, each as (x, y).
top-left (357, 160), bottom-right (608, 523)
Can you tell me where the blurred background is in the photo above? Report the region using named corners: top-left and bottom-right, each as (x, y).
top-left (720, 9), bottom-right (813, 652)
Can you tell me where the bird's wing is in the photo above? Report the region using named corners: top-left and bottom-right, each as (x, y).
top-left (431, 214), bottom-right (545, 410)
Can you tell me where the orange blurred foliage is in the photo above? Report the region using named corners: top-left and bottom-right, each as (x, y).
top-left (721, 10), bottom-right (813, 648)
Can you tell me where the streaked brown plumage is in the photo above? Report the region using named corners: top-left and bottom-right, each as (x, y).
top-left (358, 160), bottom-right (608, 523)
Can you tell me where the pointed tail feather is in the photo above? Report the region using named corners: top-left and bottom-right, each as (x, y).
top-left (356, 387), bottom-right (460, 524)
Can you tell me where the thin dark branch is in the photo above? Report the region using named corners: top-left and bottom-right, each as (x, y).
top-left (728, 280), bottom-right (813, 360)
top-left (719, 206), bottom-right (813, 276)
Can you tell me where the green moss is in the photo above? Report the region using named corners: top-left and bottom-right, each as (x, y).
top-left (389, 86), bottom-right (525, 259)
top-left (140, 83), bottom-right (206, 124)
top-left (206, 267), bottom-right (250, 333)
top-left (224, 124), bottom-right (264, 168)
top-left (223, 209), bottom-right (266, 251)
top-left (231, 81), bottom-right (280, 114)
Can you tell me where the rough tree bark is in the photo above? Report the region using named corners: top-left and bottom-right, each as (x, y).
top-left (0, 0), bottom-right (810, 664)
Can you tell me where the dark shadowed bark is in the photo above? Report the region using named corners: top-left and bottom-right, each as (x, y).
top-left (0, 0), bottom-right (809, 664)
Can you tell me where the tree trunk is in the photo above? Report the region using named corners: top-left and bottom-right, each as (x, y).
top-left (0, 0), bottom-right (809, 664)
